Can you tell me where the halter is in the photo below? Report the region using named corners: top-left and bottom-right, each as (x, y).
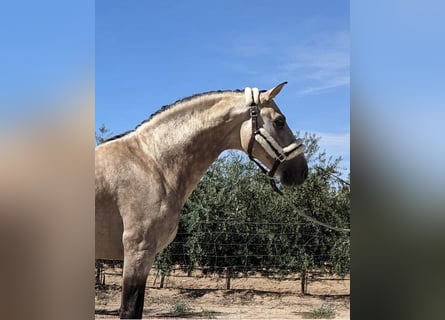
top-left (245, 87), bottom-right (306, 194)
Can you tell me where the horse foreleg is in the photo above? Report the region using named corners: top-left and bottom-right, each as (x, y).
top-left (119, 249), bottom-right (155, 319)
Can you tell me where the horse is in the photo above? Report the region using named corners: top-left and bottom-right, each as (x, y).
top-left (95, 82), bottom-right (308, 318)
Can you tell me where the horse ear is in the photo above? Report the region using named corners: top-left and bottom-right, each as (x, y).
top-left (262, 82), bottom-right (288, 102)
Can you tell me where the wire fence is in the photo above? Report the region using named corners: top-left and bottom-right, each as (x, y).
top-left (96, 217), bottom-right (350, 295)
top-left (97, 264), bottom-right (350, 296)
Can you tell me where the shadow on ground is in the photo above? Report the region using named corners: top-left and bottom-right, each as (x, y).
top-left (95, 308), bottom-right (119, 316)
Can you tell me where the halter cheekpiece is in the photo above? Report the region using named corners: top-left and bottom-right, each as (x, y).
top-left (244, 87), bottom-right (306, 194)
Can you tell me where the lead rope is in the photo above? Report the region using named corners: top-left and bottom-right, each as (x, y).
top-left (258, 166), bottom-right (350, 232)
top-left (288, 199), bottom-right (351, 233)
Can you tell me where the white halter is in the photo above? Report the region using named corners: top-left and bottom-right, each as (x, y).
top-left (244, 87), bottom-right (306, 164)
top-left (244, 87), bottom-right (260, 106)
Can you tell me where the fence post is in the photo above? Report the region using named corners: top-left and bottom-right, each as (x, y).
top-left (153, 269), bottom-right (159, 287)
top-left (301, 270), bottom-right (307, 295)
top-left (160, 274), bottom-right (165, 288)
top-left (96, 262), bottom-right (105, 286)
top-left (225, 268), bottom-right (232, 290)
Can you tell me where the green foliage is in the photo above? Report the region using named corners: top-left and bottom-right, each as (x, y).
top-left (330, 235), bottom-right (350, 277)
top-left (168, 301), bottom-right (191, 317)
top-left (95, 124), bottom-right (112, 145)
top-left (154, 132), bottom-right (350, 279)
top-left (303, 304), bottom-right (336, 319)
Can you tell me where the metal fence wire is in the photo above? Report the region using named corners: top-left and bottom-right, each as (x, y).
top-left (96, 218), bottom-right (350, 294)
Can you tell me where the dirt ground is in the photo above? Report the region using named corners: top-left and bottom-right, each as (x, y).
top-left (95, 267), bottom-right (350, 319)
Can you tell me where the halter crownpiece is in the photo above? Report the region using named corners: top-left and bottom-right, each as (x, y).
top-left (244, 86), bottom-right (306, 194)
top-left (244, 87), bottom-right (260, 106)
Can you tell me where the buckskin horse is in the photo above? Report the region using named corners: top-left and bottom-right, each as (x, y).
top-left (95, 82), bottom-right (308, 318)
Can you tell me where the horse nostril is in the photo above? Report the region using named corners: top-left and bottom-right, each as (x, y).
top-left (302, 167), bottom-right (308, 180)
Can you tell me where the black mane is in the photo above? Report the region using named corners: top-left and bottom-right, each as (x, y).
top-left (103, 89), bottom-right (243, 143)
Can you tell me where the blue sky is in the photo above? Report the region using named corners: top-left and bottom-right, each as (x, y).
top-left (99, 1), bottom-right (350, 172)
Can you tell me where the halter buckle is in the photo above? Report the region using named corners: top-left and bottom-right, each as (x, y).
top-left (277, 153), bottom-right (286, 163)
top-left (249, 105), bottom-right (258, 118)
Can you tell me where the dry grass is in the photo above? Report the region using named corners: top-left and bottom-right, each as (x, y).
top-left (95, 267), bottom-right (350, 319)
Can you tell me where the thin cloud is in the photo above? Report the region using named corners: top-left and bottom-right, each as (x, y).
top-left (221, 30), bottom-right (349, 95)
top-left (298, 76), bottom-right (350, 95)
top-left (317, 131), bottom-right (350, 147)
top-left (282, 31), bottom-right (350, 95)
top-left (313, 130), bottom-right (350, 167)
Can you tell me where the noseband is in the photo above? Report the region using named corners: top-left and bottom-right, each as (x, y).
top-left (245, 87), bottom-right (306, 194)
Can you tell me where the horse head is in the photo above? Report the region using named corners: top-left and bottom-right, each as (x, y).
top-left (240, 82), bottom-right (308, 187)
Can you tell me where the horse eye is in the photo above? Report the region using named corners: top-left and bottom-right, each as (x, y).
top-left (274, 117), bottom-right (285, 129)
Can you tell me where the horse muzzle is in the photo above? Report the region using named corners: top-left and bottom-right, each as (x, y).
top-left (279, 155), bottom-right (308, 187)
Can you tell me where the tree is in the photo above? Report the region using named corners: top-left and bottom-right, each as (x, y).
top-left (95, 124), bottom-right (112, 145)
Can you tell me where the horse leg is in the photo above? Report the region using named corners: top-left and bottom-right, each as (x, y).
top-left (119, 248), bottom-right (155, 319)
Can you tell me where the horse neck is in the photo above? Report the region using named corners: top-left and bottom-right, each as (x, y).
top-left (136, 92), bottom-right (248, 203)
